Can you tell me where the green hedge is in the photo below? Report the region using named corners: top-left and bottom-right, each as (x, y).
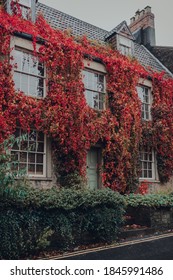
top-left (0, 185), bottom-right (125, 259)
top-left (124, 193), bottom-right (173, 208)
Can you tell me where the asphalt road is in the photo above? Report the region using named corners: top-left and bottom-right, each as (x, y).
top-left (59, 233), bottom-right (173, 260)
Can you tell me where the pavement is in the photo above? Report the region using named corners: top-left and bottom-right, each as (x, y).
top-left (51, 232), bottom-right (173, 260)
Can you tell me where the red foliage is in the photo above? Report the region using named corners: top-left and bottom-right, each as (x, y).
top-left (136, 181), bottom-right (149, 195)
top-left (0, 5), bottom-right (173, 192)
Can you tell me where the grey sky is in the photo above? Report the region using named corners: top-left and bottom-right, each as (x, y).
top-left (39, 0), bottom-right (173, 46)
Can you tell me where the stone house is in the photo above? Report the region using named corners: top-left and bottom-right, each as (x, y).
top-left (0, 0), bottom-right (173, 192)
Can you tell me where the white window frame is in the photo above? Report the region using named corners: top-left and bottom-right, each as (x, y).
top-left (139, 147), bottom-right (156, 180)
top-left (13, 47), bottom-right (46, 98)
top-left (118, 35), bottom-right (132, 56)
top-left (119, 44), bottom-right (131, 56)
top-left (11, 128), bottom-right (46, 178)
top-left (18, 0), bottom-right (31, 7)
top-left (12, 0), bottom-right (32, 19)
top-left (137, 85), bottom-right (152, 120)
top-left (82, 69), bottom-right (106, 110)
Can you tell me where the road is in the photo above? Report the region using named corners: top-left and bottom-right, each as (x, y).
top-left (56, 233), bottom-right (173, 260)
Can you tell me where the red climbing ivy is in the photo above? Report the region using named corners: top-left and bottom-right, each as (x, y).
top-left (0, 3), bottom-right (173, 193)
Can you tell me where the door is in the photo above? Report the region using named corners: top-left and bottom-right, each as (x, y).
top-left (87, 147), bottom-right (101, 190)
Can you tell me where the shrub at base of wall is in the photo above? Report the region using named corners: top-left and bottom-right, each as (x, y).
top-left (0, 184), bottom-right (125, 259)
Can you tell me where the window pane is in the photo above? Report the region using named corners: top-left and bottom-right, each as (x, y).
top-left (19, 163), bottom-right (27, 170)
top-left (14, 50), bottom-right (22, 71)
top-left (29, 76), bottom-right (37, 96)
top-left (30, 58), bottom-right (37, 75)
top-left (37, 154), bottom-right (43, 164)
top-left (29, 131), bottom-right (37, 142)
top-left (20, 152), bottom-right (27, 162)
top-left (28, 164), bottom-right (35, 174)
top-left (20, 73), bottom-right (28, 93)
top-left (37, 143), bottom-right (44, 152)
top-left (36, 165), bottom-right (43, 175)
top-left (84, 90), bottom-right (93, 107)
top-left (28, 153), bottom-right (35, 163)
top-left (37, 132), bottom-right (44, 142)
top-left (12, 140), bottom-right (20, 150)
top-left (11, 151), bottom-right (19, 161)
top-left (21, 141), bottom-right (28, 150)
top-left (22, 53), bottom-right (30, 73)
top-left (38, 63), bottom-right (44, 77)
top-left (14, 72), bottom-right (21, 91)
top-left (144, 170), bottom-right (148, 178)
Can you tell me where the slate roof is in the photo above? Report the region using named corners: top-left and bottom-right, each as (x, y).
top-left (149, 46), bottom-right (173, 74)
top-left (134, 43), bottom-right (172, 74)
top-left (36, 2), bottom-right (172, 76)
top-left (105, 21), bottom-right (135, 41)
top-left (36, 2), bottom-right (107, 42)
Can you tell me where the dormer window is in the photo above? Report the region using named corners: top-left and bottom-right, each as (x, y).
top-left (119, 35), bottom-right (132, 56)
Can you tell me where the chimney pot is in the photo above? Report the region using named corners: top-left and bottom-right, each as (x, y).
top-left (130, 16), bottom-right (135, 24)
top-left (129, 6), bottom-right (155, 46)
top-left (144, 6), bottom-right (151, 13)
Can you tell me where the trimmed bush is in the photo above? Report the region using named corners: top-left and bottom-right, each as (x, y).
top-left (0, 185), bottom-right (125, 259)
top-left (124, 193), bottom-right (173, 208)
top-left (124, 193), bottom-right (173, 229)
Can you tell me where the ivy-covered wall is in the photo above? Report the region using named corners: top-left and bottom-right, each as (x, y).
top-left (0, 5), bottom-right (173, 193)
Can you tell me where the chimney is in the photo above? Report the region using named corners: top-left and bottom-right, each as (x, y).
top-left (129, 6), bottom-right (156, 47)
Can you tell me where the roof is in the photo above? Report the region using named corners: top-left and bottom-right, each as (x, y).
top-left (105, 21), bottom-right (135, 41)
top-left (150, 46), bottom-right (173, 74)
top-left (134, 44), bottom-right (173, 74)
top-left (36, 2), bottom-right (172, 76)
top-left (36, 2), bottom-right (107, 42)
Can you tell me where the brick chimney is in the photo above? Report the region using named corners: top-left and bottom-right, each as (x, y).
top-left (129, 6), bottom-right (156, 47)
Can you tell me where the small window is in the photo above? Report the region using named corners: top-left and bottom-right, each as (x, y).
top-left (140, 147), bottom-right (156, 179)
top-left (119, 35), bottom-right (132, 56)
top-left (137, 85), bottom-right (151, 120)
top-left (119, 44), bottom-right (131, 56)
top-left (11, 128), bottom-right (46, 177)
top-left (13, 49), bottom-right (45, 98)
top-left (82, 70), bottom-right (105, 110)
top-left (12, 0), bottom-right (32, 19)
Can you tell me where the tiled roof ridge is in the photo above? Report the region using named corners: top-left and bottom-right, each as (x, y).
top-left (37, 2), bottom-right (108, 33)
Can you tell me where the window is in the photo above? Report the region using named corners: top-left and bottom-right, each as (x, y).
top-left (119, 35), bottom-right (132, 56)
top-left (82, 70), bottom-right (105, 110)
top-left (140, 147), bottom-right (156, 179)
top-left (120, 44), bottom-right (131, 56)
top-left (137, 85), bottom-right (151, 120)
top-left (13, 49), bottom-right (45, 98)
top-left (13, 0), bottom-right (31, 20)
top-left (11, 128), bottom-right (46, 176)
